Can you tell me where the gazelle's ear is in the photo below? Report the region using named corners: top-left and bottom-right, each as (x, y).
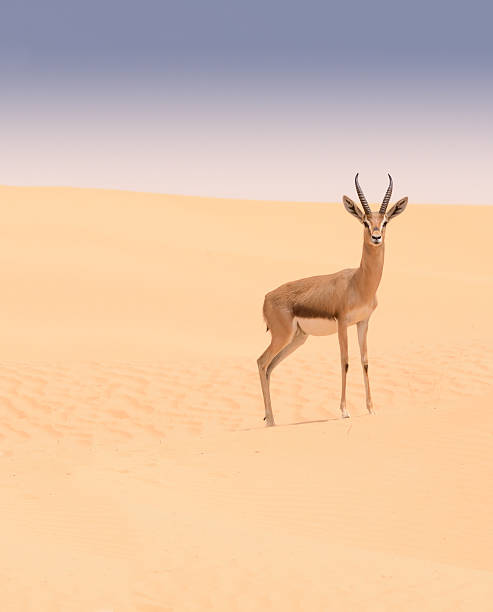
top-left (386, 197), bottom-right (408, 221)
top-left (342, 196), bottom-right (365, 222)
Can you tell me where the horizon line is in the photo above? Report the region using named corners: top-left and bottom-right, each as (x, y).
top-left (1, 183), bottom-right (491, 208)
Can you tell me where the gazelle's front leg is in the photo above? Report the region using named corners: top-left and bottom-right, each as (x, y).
top-left (337, 321), bottom-right (350, 418)
top-left (357, 318), bottom-right (374, 414)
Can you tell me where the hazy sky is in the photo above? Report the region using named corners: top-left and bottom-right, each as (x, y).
top-left (1, 0), bottom-right (492, 203)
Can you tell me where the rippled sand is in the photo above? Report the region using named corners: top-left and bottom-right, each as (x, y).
top-left (0, 186), bottom-right (492, 610)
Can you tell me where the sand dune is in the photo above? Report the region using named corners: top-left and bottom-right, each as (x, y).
top-left (0, 185), bottom-right (492, 610)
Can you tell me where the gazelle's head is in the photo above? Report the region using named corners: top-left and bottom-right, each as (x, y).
top-left (342, 174), bottom-right (408, 247)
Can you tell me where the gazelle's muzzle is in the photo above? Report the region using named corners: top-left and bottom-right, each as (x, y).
top-left (371, 232), bottom-right (382, 245)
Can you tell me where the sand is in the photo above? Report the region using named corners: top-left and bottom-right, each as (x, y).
top-left (0, 185), bottom-right (492, 611)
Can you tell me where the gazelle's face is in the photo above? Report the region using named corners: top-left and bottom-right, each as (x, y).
top-left (342, 174), bottom-right (408, 246)
top-left (363, 212), bottom-right (387, 247)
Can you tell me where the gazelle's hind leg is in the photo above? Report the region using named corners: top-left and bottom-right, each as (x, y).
top-left (257, 308), bottom-right (297, 426)
top-left (267, 327), bottom-right (307, 379)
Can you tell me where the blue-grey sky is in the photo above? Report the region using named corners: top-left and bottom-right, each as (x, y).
top-left (1, 0), bottom-right (492, 203)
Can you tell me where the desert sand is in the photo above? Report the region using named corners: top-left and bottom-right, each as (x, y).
top-left (0, 185), bottom-right (492, 611)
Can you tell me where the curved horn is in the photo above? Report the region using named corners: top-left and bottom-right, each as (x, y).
top-left (354, 173), bottom-right (371, 215)
top-left (379, 174), bottom-right (393, 214)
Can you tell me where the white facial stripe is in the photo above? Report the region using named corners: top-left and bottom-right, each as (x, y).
top-left (366, 219), bottom-right (387, 232)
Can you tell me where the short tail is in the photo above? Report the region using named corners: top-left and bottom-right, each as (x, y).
top-left (262, 296), bottom-right (270, 332)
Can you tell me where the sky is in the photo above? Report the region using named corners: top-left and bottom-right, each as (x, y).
top-left (1, 0), bottom-right (492, 204)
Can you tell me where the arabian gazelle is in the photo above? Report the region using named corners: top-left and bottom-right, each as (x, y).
top-left (258, 174), bottom-right (408, 425)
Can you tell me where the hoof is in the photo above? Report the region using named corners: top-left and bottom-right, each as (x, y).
top-left (341, 412), bottom-right (350, 419)
top-left (264, 416), bottom-right (275, 427)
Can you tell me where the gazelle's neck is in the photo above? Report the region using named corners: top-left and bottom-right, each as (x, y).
top-left (356, 240), bottom-right (385, 299)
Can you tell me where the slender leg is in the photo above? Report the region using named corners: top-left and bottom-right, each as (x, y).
top-left (337, 321), bottom-right (350, 418)
top-left (266, 328), bottom-right (307, 379)
top-left (257, 317), bottom-right (296, 426)
top-left (259, 330), bottom-right (308, 425)
top-left (357, 318), bottom-right (374, 414)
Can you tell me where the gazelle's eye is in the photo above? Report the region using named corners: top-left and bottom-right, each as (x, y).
top-left (364, 220), bottom-right (370, 228)
top-left (382, 221), bottom-right (388, 228)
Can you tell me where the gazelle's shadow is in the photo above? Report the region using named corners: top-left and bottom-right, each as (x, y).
top-left (239, 412), bottom-right (373, 432)
top-left (279, 418), bottom-right (334, 427)
top-left (238, 416), bottom-right (333, 432)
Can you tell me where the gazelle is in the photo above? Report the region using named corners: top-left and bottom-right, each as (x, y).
top-left (257, 174), bottom-right (408, 425)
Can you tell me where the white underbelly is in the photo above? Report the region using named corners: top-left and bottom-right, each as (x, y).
top-left (296, 317), bottom-right (338, 336)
